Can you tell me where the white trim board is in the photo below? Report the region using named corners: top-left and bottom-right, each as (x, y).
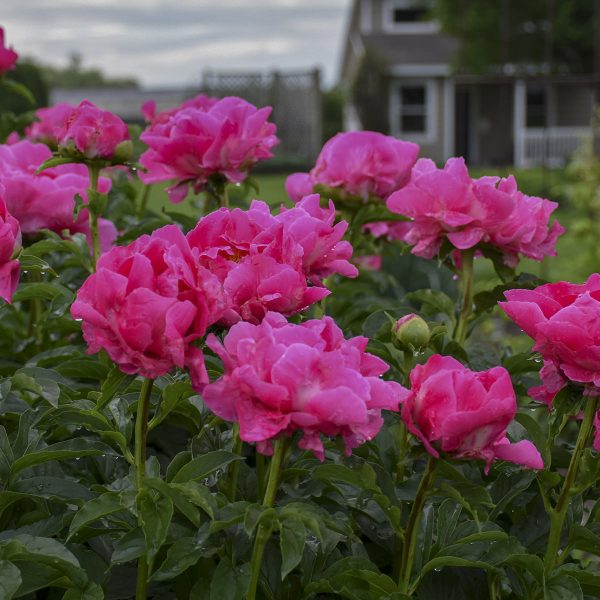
top-left (389, 78), bottom-right (439, 144)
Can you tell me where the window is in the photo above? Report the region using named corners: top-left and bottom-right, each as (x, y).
top-left (526, 86), bottom-right (547, 128)
top-left (393, 7), bottom-right (427, 23)
top-left (399, 84), bottom-right (427, 133)
top-left (383, 0), bottom-right (439, 34)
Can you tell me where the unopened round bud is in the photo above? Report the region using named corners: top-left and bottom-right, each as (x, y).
top-left (393, 313), bottom-right (430, 351)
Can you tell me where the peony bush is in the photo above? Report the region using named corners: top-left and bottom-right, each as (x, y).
top-left (1, 26), bottom-right (600, 600)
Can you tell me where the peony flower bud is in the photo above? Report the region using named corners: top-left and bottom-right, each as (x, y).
top-left (393, 313), bottom-right (430, 351)
top-left (0, 28), bottom-right (18, 75)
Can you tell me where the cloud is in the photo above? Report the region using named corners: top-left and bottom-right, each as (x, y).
top-left (2, 0), bottom-right (351, 87)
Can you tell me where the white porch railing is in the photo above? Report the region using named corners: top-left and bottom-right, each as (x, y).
top-left (515, 127), bottom-right (590, 168)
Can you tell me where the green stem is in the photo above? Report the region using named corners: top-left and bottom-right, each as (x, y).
top-left (27, 271), bottom-right (44, 346)
top-left (453, 248), bottom-right (475, 345)
top-left (135, 378), bottom-right (154, 600)
top-left (247, 439), bottom-right (287, 600)
top-left (396, 351), bottom-right (414, 485)
top-left (137, 183), bottom-right (152, 217)
top-left (87, 165), bottom-right (102, 271)
top-left (226, 423), bottom-right (243, 502)
top-left (398, 455), bottom-right (439, 593)
top-left (543, 396), bottom-right (599, 572)
top-left (256, 452), bottom-right (266, 500)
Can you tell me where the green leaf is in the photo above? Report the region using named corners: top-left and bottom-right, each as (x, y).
top-left (2, 78), bottom-right (35, 104)
top-left (0, 560), bottom-right (21, 599)
top-left (170, 480), bottom-right (217, 518)
top-left (436, 499), bottom-right (462, 549)
top-left (12, 440), bottom-right (114, 476)
top-left (313, 462), bottom-right (380, 492)
top-left (145, 477), bottom-right (200, 527)
top-left (503, 554), bottom-right (544, 586)
top-left (62, 583), bottom-right (104, 600)
top-left (209, 557), bottom-right (250, 600)
top-left (111, 528), bottom-right (146, 564)
top-left (13, 282), bottom-right (71, 303)
top-left (15, 254), bottom-right (57, 276)
top-left (170, 450), bottom-right (244, 484)
top-left (35, 155), bottom-right (79, 173)
top-left (545, 574), bottom-right (582, 600)
top-left (148, 381), bottom-right (195, 431)
top-left (68, 493), bottom-right (125, 540)
top-left (0, 427), bottom-right (13, 482)
top-left (97, 367), bottom-right (135, 410)
top-left (279, 516), bottom-right (306, 580)
top-left (152, 525), bottom-right (212, 582)
top-left (405, 289), bottom-right (455, 317)
top-left (137, 490), bottom-right (173, 559)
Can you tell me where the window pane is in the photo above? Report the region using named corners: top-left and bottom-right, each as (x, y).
top-left (401, 86), bottom-right (425, 106)
top-left (401, 114), bottom-right (426, 133)
top-left (393, 8), bottom-right (427, 23)
top-left (526, 88), bottom-right (546, 128)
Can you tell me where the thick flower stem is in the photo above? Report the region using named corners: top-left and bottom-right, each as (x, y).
top-left (247, 439), bottom-right (287, 600)
top-left (398, 455), bottom-right (439, 593)
top-left (87, 165), bottom-right (102, 270)
top-left (453, 248), bottom-right (475, 345)
top-left (135, 378), bottom-right (154, 600)
top-left (543, 396), bottom-right (599, 572)
top-left (226, 423), bottom-right (243, 501)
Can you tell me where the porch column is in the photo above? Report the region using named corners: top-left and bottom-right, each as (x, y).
top-left (443, 77), bottom-right (455, 159)
top-left (513, 80), bottom-right (526, 168)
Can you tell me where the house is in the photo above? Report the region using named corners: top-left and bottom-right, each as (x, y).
top-left (339, 0), bottom-right (600, 167)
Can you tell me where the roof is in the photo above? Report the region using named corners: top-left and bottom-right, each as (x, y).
top-left (362, 33), bottom-right (460, 66)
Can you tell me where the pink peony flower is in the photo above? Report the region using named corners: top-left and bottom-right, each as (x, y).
top-left (286, 131), bottom-right (419, 203)
top-left (0, 141), bottom-right (116, 252)
top-left (500, 275), bottom-right (600, 401)
top-left (71, 225), bottom-right (225, 387)
top-left (140, 96), bottom-right (278, 203)
top-left (203, 312), bottom-right (407, 458)
top-left (0, 28), bottom-right (18, 75)
top-left (402, 354), bottom-right (543, 473)
top-left (141, 94), bottom-right (218, 125)
top-left (387, 158), bottom-right (563, 265)
top-left (273, 194), bottom-right (358, 284)
top-left (187, 200), bottom-right (337, 325)
top-left (57, 101), bottom-right (131, 163)
top-left (26, 103), bottom-right (74, 148)
top-left (0, 187), bottom-right (21, 303)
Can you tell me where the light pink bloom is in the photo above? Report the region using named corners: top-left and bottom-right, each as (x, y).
top-left (0, 28), bottom-right (18, 75)
top-left (0, 141), bottom-right (116, 252)
top-left (26, 103), bottom-right (74, 148)
top-left (402, 354), bottom-right (543, 473)
top-left (140, 96), bottom-right (278, 203)
top-left (387, 158), bottom-right (563, 265)
top-left (0, 188), bottom-right (21, 303)
top-left (71, 225), bottom-right (225, 387)
top-left (286, 131), bottom-right (419, 203)
top-left (57, 101), bottom-right (131, 162)
top-left (501, 275), bottom-right (600, 401)
top-left (203, 312), bottom-right (407, 458)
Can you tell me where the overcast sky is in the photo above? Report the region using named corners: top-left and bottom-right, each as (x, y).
top-left (3, 0), bottom-right (351, 88)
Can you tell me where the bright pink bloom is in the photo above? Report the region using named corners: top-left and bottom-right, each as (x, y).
top-left (186, 200), bottom-right (339, 324)
top-left (501, 275), bottom-right (600, 400)
top-left (402, 354), bottom-right (543, 473)
top-left (273, 194), bottom-right (358, 283)
top-left (0, 188), bottom-right (21, 303)
top-left (0, 141), bottom-right (116, 251)
top-left (204, 312), bottom-right (407, 458)
top-left (57, 101), bottom-right (131, 162)
top-left (0, 28), bottom-right (18, 75)
top-left (387, 158), bottom-right (563, 265)
top-left (26, 103), bottom-right (74, 148)
top-left (71, 225), bottom-right (224, 387)
top-left (140, 96), bottom-right (278, 203)
top-left (141, 94), bottom-right (218, 125)
top-left (286, 131), bottom-right (419, 203)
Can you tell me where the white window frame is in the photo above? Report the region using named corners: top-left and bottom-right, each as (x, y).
top-left (382, 0), bottom-right (440, 34)
top-left (389, 78), bottom-right (438, 143)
